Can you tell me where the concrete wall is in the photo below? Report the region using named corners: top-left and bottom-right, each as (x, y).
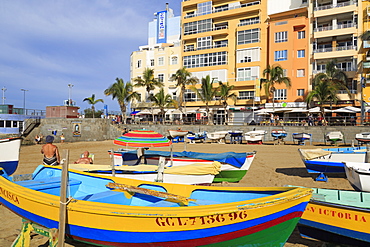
top-left (22, 118), bottom-right (370, 145)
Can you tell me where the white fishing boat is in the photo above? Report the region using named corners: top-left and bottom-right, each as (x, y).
top-left (355, 132), bottom-right (370, 144)
top-left (292, 133), bottom-right (311, 145)
top-left (69, 161), bottom-right (221, 185)
top-left (244, 130), bottom-right (266, 144)
top-left (0, 137), bottom-right (22, 175)
top-left (206, 131), bottom-right (229, 144)
top-left (344, 161), bottom-right (370, 192)
top-left (168, 129), bottom-right (188, 138)
top-left (325, 131), bottom-right (344, 145)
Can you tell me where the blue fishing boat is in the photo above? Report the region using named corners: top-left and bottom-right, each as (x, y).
top-left (298, 147), bottom-right (367, 182)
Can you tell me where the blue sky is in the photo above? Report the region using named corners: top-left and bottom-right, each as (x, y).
top-left (0, 0), bottom-right (181, 113)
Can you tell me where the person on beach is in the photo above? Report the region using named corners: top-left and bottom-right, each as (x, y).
top-left (34, 135), bottom-right (41, 144)
top-left (60, 133), bottom-right (65, 143)
top-left (269, 113), bottom-right (275, 126)
top-left (74, 151), bottom-right (93, 164)
top-left (41, 135), bottom-right (60, 166)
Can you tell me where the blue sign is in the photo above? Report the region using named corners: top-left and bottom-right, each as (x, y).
top-left (157, 11), bottom-right (167, 43)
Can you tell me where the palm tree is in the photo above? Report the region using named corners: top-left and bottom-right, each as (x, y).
top-left (190, 75), bottom-right (218, 125)
top-left (217, 82), bottom-right (237, 124)
top-left (307, 60), bottom-right (350, 120)
top-left (133, 68), bottom-right (164, 102)
top-left (262, 65), bottom-right (291, 111)
top-left (306, 80), bottom-right (339, 122)
top-left (104, 78), bottom-right (140, 123)
top-left (148, 88), bottom-right (177, 123)
top-left (83, 94), bottom-right (104, 118)
top-left (170, 67), bottom-right (198, 113)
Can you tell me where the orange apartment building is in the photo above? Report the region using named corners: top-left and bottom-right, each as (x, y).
top-left (267, 7), bottom-right (310, 109)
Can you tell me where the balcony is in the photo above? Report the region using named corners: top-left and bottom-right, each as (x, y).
top-left (184, 25), bottom-right (229, 37)
top-left (314, 1), bottom-right (357, 11)
top-left (314, 23), bottom-right (356, 32)
top-left (184, 1), bottom-right (260, 19)
top-left (314, 45), bottom-right (356, 53)
top-left (364, 61), bottom-right (370, 69)
top-left (314, 1), bottom-right (357, 17)
top-left (183, 43), bottom-right (228, 52)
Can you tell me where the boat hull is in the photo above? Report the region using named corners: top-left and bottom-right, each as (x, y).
top-left (168, 130), bottom-right (188, 138)
top-left (0, 165), bottom-right (312, 247)
top-left (109, 150), bottom-right (256, 183)
top-left (298, 189), bottom-right (370, 246)
top-left (0, 137), bottom-right (22, 175)
top-left (344, 162), bottom-right (370, 192)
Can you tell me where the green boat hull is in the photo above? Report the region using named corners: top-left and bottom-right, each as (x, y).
top-left (203, 217), bottom-right (300, 247)
top-left (213, 170), bottom-right (248, 183)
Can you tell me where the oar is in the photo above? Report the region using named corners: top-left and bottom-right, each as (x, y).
top-left (106, 182), bottom-right (196, 206)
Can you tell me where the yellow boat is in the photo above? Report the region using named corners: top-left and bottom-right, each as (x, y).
top-left (0, 165), bottom-right (312, 246)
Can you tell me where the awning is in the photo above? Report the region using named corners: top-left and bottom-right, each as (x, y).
top-left (332, 106), bottom-right (361, 113)
top-left (308, 107), bottom-right (332, 113)
top-left (130, 111), bottom-right (140, 115)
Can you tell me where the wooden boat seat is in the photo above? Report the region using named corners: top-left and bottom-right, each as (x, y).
top-left (15, 177), bottom-right (81, 191)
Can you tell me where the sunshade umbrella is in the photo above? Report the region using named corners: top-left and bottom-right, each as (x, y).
top-left (114, 129), bottom-right (171, 148)
top-left (114, 129), bottom-right (173, 170)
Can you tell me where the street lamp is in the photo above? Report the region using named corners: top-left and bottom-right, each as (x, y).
top-left (68, 84), bottom-right (74, 105)
top-left (1, 87), bottom-right (6, 105)
top-left (21, 89), bottom-right (28, 115)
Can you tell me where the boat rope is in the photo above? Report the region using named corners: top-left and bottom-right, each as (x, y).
top-left (106, 182), bottom-right (196, 206)
top-left (60, 196), bottom-right (73, 205)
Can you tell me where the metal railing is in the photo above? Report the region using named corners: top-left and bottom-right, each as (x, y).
top-left (184, 1), bottom-right (260, 19)
top-left (183, 43), bottom-right (228, 52)
top-left (313, 45), bottom-right (356, 53)
top-left (314, 1), bottom-right (356, 11)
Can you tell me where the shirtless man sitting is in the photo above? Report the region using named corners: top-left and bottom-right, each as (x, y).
top-left (74, 151), bottom-right (93, 164)
top-left (41, 135), bottom-right (60, 166)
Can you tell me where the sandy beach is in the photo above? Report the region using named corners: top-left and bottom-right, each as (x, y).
top-left (0, 140), bottom-right (354, 246)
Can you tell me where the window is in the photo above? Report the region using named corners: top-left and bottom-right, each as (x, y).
top-left (197, 1), bottom-right (212, 16)
top-left (158, 57), bottom-right (164, 66)
top-left (297, 50), bottom-right (305, 58)
top-left (283, 69), bottom-right (287, 77)
top-left (238, 91), bottom-right (255, 100)
top-left (183, 51), bottom-right (227, 68)
top-left (0, 121), bottom-right (3, 127)
top-left (197, 36), bottom-right (212, 50)
top-left (297, 89), bottom-right (305, 96)
top-left (237, 68), bottom-right (251, 81)
top-left (237, 28), bottom-right (260, 45)
top-left (236, 48), bottom-right (260, 63)
top-left (239, 17), bottom-right (260, 26)
top-left (214, 40), bottom-right (228, 48)
top-left (297, 69), bottom-right (305, 77)
top-left (274, 89), bottom-right (287, 100)
top-left (137, 60), bottom-right (142, 68)
top-left (298, 31), bottom-right (305, 39)
top-left (12, 121), bottom-right (18, 128)
top-left (6, 120), bottom-right (11, 128)
top-left (171, 56), bottom-right (178, 65)
top-left (274, 50), bottom-right (287, 61)
top-left (150, 59), bottom-right (154, 66)
top-left (184, 19), bottom-right (212, 35)
top-left (275, 31), bottom-right (288, 43)
top-left (158, 74), bottom-right (164, 82)
top-left (184, 44), bottom-right (195, 51)
top-left (184, 89), bottom-right (197, 102)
